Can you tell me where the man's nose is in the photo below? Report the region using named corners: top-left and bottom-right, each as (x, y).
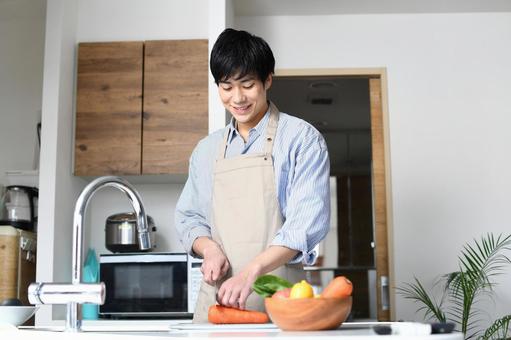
top-left (232, 88), bottom-right (246, 103)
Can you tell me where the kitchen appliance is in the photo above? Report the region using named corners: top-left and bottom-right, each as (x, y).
top-left (99, 252), bottom-right (202, 318)
top-left (105, 212), bottom-right (157, 253)
top-left (0, 226), bottom-right (36, 305)
top-left (0, 186), bottom-right (38, 231)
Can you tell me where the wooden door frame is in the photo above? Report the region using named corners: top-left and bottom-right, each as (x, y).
top-left (275, 68), bottom-right (395, 321)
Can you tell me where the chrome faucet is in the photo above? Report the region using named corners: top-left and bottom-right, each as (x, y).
top-left (29, 176), bottom-right (151, 332)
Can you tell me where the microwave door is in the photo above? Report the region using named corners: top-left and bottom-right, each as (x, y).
top-left (99, 254), bottom-right (191, 318)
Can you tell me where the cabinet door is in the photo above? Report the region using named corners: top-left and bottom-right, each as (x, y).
top-left (143, 40), bottom-right (208, 174)
top-left (75, 42), bottom-right (143, 176)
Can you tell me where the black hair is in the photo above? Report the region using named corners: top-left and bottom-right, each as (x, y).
top-left (210, 28), bottom-right (275, 85)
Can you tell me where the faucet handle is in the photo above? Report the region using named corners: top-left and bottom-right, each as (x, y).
top-left (28, 282), bottom-right (105, 305)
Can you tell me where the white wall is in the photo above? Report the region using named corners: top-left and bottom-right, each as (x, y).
top-left (76, 0), bottom-right (208, 258)
top-left (208, 0), bottom-right (232, 132)
top-left (37, 0), bottom-right (86, 323)
top-left (0, 0), bottom-right (45, 185)
top-left (87, 184), bottom-right (185, 255)
top-left (236, 12), bottom-right (511, 324)
top-left (77, 0), bottom-right (207, 42)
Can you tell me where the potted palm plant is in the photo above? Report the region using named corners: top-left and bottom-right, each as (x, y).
top-left (397, 233), bottom-right (511, 340)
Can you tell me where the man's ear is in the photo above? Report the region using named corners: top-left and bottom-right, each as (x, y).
top-left (264, 74), bottom-right (273, 90)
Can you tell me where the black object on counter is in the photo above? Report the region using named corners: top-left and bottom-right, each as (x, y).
top-left (373, 325), bottom-right (392, 335)
top-left (431, 322), bottom-right (455, 334)
top-left (373, 322), bottom-right (455, 336)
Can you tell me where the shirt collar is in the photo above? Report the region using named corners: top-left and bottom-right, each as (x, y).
top-left (227, 104), bottom-right (271, 144)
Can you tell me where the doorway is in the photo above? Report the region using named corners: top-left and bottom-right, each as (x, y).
top-left (268, 68), bottom-right (393, 321)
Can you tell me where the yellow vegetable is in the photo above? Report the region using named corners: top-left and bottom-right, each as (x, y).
top-left (290, 280), bottom-right (314, 299)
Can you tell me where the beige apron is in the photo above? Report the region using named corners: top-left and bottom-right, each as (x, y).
top-left (193, 102), bottom-right (305, 323)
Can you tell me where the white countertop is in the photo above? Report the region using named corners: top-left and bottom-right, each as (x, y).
top-left (5, 322), bottom-right (463, 340)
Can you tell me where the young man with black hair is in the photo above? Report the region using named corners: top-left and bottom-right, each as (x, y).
top-left (175, 28), bottom-right (330, 322)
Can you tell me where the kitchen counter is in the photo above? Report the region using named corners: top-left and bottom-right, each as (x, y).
top-left (3, 322), bottom-right (463, 340)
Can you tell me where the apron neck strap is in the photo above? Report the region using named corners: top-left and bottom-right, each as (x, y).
top-left (263, 102), bottom-right (279, 155)
top-left (218, 126), bottom-right (230, 160)
top-left (217, 101), bottom-right (280, 160)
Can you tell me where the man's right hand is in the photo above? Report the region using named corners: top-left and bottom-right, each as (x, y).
top-left (201, 243), bottom-right (230, 285)
top-left (192, 237), bottom-right (230, 286)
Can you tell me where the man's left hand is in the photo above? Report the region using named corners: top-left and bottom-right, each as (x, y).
top-left (216, 264), bottom-right (261, 310)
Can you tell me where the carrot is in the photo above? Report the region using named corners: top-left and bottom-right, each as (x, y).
top-left (321, 276), bottom-right (353, 298)
top-left (208, 305), bottom-right (270, 324)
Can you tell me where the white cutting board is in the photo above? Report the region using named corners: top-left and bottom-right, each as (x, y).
top-left (169, 322), bottom-right (279, 332)
top-left (168, 321), bottom-right (386, 332)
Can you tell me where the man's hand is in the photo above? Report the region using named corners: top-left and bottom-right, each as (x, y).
top-left (216, 246), bottom-right (299, 310)
top-left (194, 239), bottom-right (230, 286)
top-left (216, 263), bottom-right (262, 310)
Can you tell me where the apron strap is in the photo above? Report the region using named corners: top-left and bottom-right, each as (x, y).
top-left (263, 102), bottom-right (280, 156)
top-left (217, 127), bottom-right (230, 161)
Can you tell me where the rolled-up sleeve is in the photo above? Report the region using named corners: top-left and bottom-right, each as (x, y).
top-left (270, 134), bottom-right (330, 265)
top-left (175, 144), bottom-right (212, 256)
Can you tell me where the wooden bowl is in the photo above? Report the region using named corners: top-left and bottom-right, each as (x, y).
top-left (264, 296), bottom-right (352, 331)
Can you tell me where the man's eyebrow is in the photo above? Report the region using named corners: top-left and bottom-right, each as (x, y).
top-left (236, 75), bottom-right (255, 82)
top-left (219, 77), bottom-right (255, 84)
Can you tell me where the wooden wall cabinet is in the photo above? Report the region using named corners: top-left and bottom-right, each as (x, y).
top-left (75, 41), bottom-right (143, 176)
top-left (143, 40), bottom-right (208, 174)
top-left (74, 40), bottom-right (208, 176)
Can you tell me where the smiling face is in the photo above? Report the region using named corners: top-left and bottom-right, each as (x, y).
top-left (218, 74), bottom-right (273, 132)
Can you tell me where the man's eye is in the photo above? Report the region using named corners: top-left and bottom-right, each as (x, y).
top-left (221, 86), bottom-right (232, 91)
top-left (243, 83), bottom-right (254, 89)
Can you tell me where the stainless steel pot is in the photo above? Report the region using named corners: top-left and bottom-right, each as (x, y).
top-left (105, 212), bottom-right (157, 253)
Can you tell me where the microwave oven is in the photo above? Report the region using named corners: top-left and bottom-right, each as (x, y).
top-left (99, 252), bottom-right (202, 318)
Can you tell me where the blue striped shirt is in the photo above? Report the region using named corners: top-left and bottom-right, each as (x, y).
top-left (175, 106), bottom-right (330, 265)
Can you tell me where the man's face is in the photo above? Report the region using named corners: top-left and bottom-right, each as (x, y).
top-left (218, 74), bottom-right (272, 129)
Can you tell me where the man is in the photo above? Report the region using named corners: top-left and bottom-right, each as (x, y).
top-left (175, 28), bottom-right (330, 322)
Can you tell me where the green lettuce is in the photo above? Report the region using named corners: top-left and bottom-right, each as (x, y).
top-left (252, 274), bottom-right (293, 297)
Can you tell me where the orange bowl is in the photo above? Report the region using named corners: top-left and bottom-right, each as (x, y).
top-left (264, 296), bottom-right (352, 331)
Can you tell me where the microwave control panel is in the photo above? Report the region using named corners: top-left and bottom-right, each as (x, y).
top-left (187, 256), bottom-right (203, 313)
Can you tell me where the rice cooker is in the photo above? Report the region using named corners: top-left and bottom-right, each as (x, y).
top-left (105, 212), bottom-right (157, 253)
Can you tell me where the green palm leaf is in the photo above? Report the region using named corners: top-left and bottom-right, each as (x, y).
top-left (396, 277), bottom-right (446, 322)
top-left (446, 234), bottom-right (511, 338)
top-left (398, 233), bottom-right (511, 340)
top-left (479, 314), bottom-right (511, 340)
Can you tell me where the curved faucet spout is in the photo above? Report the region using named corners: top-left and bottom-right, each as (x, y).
top-left (72, 176), bottom-right (151, 286)
top-left (29, 176), bottom-right (151, 332)
top-left (67, 176), bottom-right (150, 331)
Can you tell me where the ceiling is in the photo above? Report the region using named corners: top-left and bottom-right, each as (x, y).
top-left (268, 76), bottom-right (372, 176)
top-left (233, 0), bottom-right (511, 16)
